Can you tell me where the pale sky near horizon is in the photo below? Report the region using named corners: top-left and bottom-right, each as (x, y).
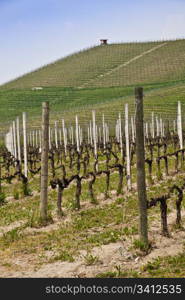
top-left (0, 0), bottom-right (185, 85)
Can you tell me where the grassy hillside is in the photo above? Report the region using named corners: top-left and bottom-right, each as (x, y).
top-left (88, 40), bottom-right (185, 87)
top-left (2, 39), bottom-right (185, 89)
top-left (1, 41), bottom-right (163, 89)
top-left (1, 39), bottom-right (185, 130)
top-left (0, 80), bottom-right (185, 130)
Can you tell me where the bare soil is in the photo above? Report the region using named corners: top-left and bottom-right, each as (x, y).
top-left (0, 207), bottom-right (184, 278)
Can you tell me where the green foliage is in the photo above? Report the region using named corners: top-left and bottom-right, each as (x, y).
top-left (0, 191), bottom-right (6, 206)
top-left (1, 227), bottom-right (23, 247)
top-left (21, 182), bottom-right (32, 197)
top-left (142, 259), bottom-right (161, 272)
top-left (26, 209), bottom-right (39, 228)
top-left (83, 252), bottom-right (100, 266)
top-left (50, 250), bottom-right (74, 263)
top-left (27, 209), bottom-right (53, 228)
top-left (2, 39), bottom-right (185, 90)
top-left (133, 239), bottom-right (149, 252)
top-left (86, 229), bottom-right (122, 245)
top-left (115, 197), bottom-right (125, 204)
top-left (96, 271), bottom-right (117, 278)
top-left (96, 265), bottom-right (139, 278)
top-left (140, 252), bottom-right (185, 277)
top-left (13, 188), bottom-right (20, 200)
top-left (37, 214), bottom-right (54, 228)
top-left (122, 226), bottom-right (138, 235)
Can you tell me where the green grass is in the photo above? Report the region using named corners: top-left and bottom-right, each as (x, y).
top-left (2, 39), bottom-right (185, 90)
top-left (0, 203), bottom-right (125, 262)
top-left (140, 251), bottom-right (185, 277)
top-left (89, 40), bottom-right (185, 88)
top-left (96, 270), bottom-right (140, 278)
top-left (0, 41), bottom-right (164, 89)
top-left (82, 250), bottom-right (101, 266)
top-left (0, 80), bottom-right (185, 131)
top-left (96, 251), bottom-right (185, 278)
top-left (0, 167), bottom-right (184, 276)
top-left (1, 226), bottom-right (24, 247)
top-left (1, 39), bottom-right (185, 131)
top-left (0, 148), bottom-right (183, 228)
top-left (49, 250), bottom-right (75, 263)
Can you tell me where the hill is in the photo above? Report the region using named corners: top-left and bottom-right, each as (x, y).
top-left (0, 39), bottom-right (185, 128)
top-left (2, 39), bottom-right (185, 89)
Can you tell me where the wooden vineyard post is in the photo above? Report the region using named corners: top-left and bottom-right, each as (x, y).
top-left (49, 126), bottom-right (51, 149)
top-left (151, 112), bottom-right (155, 139)
top-left (146, 122), bottom-right (149, 139)
top-left (9, 126), bottom-right (13, 155)
top-left (39, 129), bottom-right (41, 152)
top-left (156, 116), bottom-right (159, 137)
top-left (29, 131), bottom-right (31, 147)
top-left (32, 130), bottom-right (35, 148)
top-left (29, 131), bottom-right (32, 147)
top-left (135, 87), bottom-right (148, 248)
top-left (92, 110), bottom-right (97, 158)
top-left (35, 130), bottom-right (37, 147)
top-left (143, 123), bottom-right (146, 145)
top-left (35, 130), bottom-right (37, 146)
top-left (5, 132), bottom-right (11, 153)
top-left (78, 125), bottom-right (81, 146)
top-left (99, 127), bottom-right (102, 144)
top-left (105, 123), bottom-right (109, 143)
top-left (89, 121), bottom-right (93, 145)
top-left (0, 156), bottom-right (1, 193)
top-left (115, 119), bottom-right (118, 141)
top-left (87, 127), bottom-right (90, 144)
top-left (36, 130), bottom-right (38, 148)
top-left (76, 115), bottom-right (80, 152)
top-left (160, 118), bottom-right (163, 137)
top-left (40, 102), bottom-right (49, 224)
top-left (71, 126), bottom-right (74, 145)
top-left (173, 120), bottom-right (176, 133)
top-left (95, 125), bottom-right (98, 148)
top-left (92, 110), bottom-right (98, 172)
top-left (162, 121), bottom-right (165, 137)
top-left (78, 126), bottom-right (81, 146)
top-left (50, 128), bottom-right (53, 145)
top-left (59, 128), bottom-right (62, 145)
top-left (12, 121), bottom-right (17, 159)
top-left (131, 116), bottom-right (135, 142)
top-left (125, 103), bottom-right (131, 190)
top-left (22, 112), bottom-right (28, 178)
top-left (31, 131), bottom-right (33, 147)
top-left (166, 120), bottom-right (170, 137)
top-left (69, 127), bottom-right (71, 144)
top-left (16, 117), bottom-right (21, 163)
top-left (80, 127), bottom-right (83, 145)
top-left (177, 101), bottom-right (183, 149)
top-left (62, 119), bottom-right (67, 154)
top-left (102, 114), bottom-right (106, 149)
top-left (119, 113), bottom-right (123, 160)
top-left (10, 128), bottom-right (13, 155)
top-left (55, 121), bottom-right (58, 149)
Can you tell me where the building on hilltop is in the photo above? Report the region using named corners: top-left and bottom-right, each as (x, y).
top-left (100, 39), bottom-right (108, 45)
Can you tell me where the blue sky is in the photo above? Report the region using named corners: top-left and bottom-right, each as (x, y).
top-left (0, 0), bottom-right (185, 85)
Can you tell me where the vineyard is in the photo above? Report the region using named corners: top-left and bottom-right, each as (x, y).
top-left (0, 39), bottom-right (185, 278)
